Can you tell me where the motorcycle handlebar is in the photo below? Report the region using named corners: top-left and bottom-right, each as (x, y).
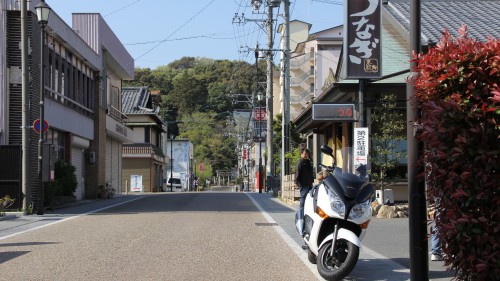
top-left (319, 164), bottom-right (334, 171)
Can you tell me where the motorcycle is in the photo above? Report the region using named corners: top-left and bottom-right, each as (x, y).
top-left (295, 145), bottom-right (374, 281)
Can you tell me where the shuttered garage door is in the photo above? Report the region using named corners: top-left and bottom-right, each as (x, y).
top-left (71, 148), bottom-right (84, 200)
top-left (106, 137), bottom-right (122, 193)
top-left (106, 138), bottom-right (112, 187)
top-left (112, 141), bottom-right (121, 193)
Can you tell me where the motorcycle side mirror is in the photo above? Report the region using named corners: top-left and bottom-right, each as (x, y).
top-left (320, 145), bottom-right (334, 158)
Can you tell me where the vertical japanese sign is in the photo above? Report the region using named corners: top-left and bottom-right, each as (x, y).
top-left (353, 127), bottom-right (369, 174)
top-left (344, 0), bottom-right (382, 78)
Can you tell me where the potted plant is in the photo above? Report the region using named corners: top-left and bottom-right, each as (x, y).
top-left (98, 182), bottom-right (115, 199)
top-left (0, 195), bottom-right (15, 216)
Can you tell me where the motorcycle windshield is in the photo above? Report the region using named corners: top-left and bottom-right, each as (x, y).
top-left (320, 147), bottom-right (373, 202)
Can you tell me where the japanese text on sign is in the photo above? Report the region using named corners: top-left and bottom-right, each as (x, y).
top-left (354, 127), bottom-right (369, 166)
top-left (345, 0), bottom-right (382, 78)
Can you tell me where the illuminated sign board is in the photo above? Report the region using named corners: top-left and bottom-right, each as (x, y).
top-left (312, 104), bottom-right (357, 122)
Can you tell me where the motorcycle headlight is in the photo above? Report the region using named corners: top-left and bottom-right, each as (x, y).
top-left (348, 199), bottom-right (371, 219)
top-left (328, 190), bottom-right (345, 217)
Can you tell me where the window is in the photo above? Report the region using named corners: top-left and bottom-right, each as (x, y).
top-left (45, 129), bottom-right (66, 161)
top-left (109, 85), bottom-right (120, 110)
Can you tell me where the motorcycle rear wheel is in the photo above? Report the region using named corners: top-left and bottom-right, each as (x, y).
top-left (317, 239), bottom-right (359, 281)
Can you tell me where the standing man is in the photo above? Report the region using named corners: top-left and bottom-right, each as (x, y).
top-left (295, 148), bottom-right (314, 211)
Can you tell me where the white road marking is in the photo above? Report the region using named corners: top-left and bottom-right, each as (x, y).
top-left (0, 196), bottom-right (144, 241)
top-left (245, 193), bottom-right (324, 280)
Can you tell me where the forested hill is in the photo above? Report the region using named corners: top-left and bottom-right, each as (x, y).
top-left (124, 57), bottom-right (266, 178)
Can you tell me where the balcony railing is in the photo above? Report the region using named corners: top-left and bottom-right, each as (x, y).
top-left (290, 52), bottom-right (314, 69)
top-left (290, 71), bottom-right (313, 87)
top-left (45, 87), bottom-right (94, 117)
top-left (290, 90), bottom-right (312, 104)
top-left (108, 104), bottom-right (123, 120)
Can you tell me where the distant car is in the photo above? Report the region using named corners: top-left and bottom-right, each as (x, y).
top-left (166, 178), bottom-right (182, 191)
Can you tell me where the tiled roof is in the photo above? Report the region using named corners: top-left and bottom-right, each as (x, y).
top-left (122, 86), bottom-right (159, 115)
top-left (385, 0), bottom-right (500, 44)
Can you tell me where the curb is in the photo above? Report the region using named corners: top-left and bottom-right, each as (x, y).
top-left (0, 212), bottom-right (23, 221)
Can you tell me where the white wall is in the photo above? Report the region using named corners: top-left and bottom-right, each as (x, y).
top-left (133, 127), bottom-right (145, 143)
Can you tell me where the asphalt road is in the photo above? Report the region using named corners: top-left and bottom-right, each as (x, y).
top-left (0, 192), bottom-right (455, 281)
top-left (0, 193), bottom-right (317, 281)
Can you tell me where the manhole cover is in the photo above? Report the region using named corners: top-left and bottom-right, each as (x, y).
top-left (255, 222), bottom-right (278, 226)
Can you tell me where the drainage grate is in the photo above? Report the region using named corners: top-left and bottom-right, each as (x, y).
top-left (255, 222), bottom-right (278, 226)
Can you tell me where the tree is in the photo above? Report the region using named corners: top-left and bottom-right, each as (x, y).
top-left (369, 93), bottom-right (406, 193)
top-left (127, 57), bottom-right (262, 176)
top-left (412, 26), bottom-right (499, 280)
top-left (272, 113), bottom-right (304, 175)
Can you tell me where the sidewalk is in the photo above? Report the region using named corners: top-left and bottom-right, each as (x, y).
top-left (246, 192), bottom-right (454, 281)
top-left (0, 195), bottom-right (141, 240)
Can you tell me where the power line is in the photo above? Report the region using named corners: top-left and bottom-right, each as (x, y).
top-left (103, 0), bottom-right (145, 17)
top-left (311, 0), bottom-right (342, 5)
top-left (124, 29), bottom-right (259, 46)
top-left (134, 0), bottom-right (216, 62)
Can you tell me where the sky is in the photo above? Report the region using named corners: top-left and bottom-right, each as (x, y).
top-left (47, 0), bottom-right (344, 69)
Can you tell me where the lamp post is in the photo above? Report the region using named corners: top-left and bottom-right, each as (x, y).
top-left (257, 92), bottom-right (264, 194)
top-left (170, 133), bottom-right (173, 191)
top-left (166, 121), bottom-right (181, 192)
top-left (35, 0), bottom-right (51, 215)
top-left (254, 45), bottom-right (263, 193)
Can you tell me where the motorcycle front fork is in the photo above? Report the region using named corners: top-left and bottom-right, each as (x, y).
top-left (330, 223), bottom-right (339, 257)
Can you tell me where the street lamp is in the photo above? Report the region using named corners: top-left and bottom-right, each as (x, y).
top-left (252, 0), bottom-right (262, 10)
top-left (35, 0), bottom-right (51, 215)
top-left (254, 45), bottom-right (262, 193)
top-left (166, 121), bottom-right (181, 191)
top-left (257, 92), bottom-right (264, 194)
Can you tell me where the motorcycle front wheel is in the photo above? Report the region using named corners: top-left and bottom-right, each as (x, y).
top-left (316, 239), bottom-right (359, 281)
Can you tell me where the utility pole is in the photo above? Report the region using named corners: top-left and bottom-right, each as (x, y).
top-left (281, 0), bottom-right (291, 181)
top-left (408, 0), bottom-right (429, 279)
top-left (21, 0), bottom-right (30, 212)
top-left (266, 3), bottom-right (274, 184)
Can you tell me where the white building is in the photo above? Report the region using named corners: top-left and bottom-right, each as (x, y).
top-left (164, 139), bottom-right (193, 191)
top-left (278, 20), bottom-right (343, 120)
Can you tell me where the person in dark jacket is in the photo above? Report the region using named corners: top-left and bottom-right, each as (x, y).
top-left (294, 148), bottom-right (314, 211)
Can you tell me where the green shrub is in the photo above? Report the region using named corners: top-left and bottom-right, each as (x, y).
top-left (0, 195), bottom-right (15, 215)
top-left (412, 26), bottom-right (499, 280)
top-left (46, 160), bottom-right (77, 198)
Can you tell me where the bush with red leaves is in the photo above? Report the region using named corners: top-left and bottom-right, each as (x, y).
top-left (411, 26), bottom-right (499, 280)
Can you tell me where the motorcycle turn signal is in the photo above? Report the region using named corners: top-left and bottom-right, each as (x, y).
top-left (317, 206), bottom-right (329, 219)
top-left (359, 220), bottom-right (371, 229)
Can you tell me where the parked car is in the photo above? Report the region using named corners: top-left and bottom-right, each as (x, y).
top-left (166, 178), bottom-right (182, 191)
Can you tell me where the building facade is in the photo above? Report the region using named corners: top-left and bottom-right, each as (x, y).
top-left (0, 0), bottom-right (133, 209)
top-left (291, 0), bottom-right (500, 201)
top-left (121, 86), bottom-right (165, 193)
top-left (71, 13), bottom-right (134, 198)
